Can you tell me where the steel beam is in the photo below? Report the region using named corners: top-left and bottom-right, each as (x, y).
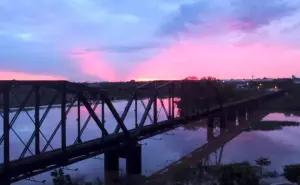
top-left (101, 93), bottom-right (129, 135)
top-left (140, 99), bottom-right (153, 124)
top-left (3, 85), bottom-right (10, 184)
top-left (61, 83), bottom-right (67, 153)
top-left (40, 99), bottom-right (76, 153)
top-left (159, 99), bottom-right (169, 119)
top-left (19, 92), bottom-right (59, 158)
top-left (79, 94), bottom-right (108, 135)
top-left (74, 99), bottom-right (100, 144)
top-left (77, 93), bottom-right (81, 143)
top-left (153, 92), bottom-right (158, 124)
top-left (34, 86), bottom-right (40, 154)
top-left (114, 96), bottom-right (134, 133)
top-left (171, 82), bottom-right (175, 119)
top-left (135, 93), bottom-right (138, 128)
top-left (0, 88), bottom-right (34, 145)
top-left (101, 96), bottom-right (105, 125)
top-left (138, 96), bottom-right (155, 128)
top-left (168, 87), bottom-right (171, 119)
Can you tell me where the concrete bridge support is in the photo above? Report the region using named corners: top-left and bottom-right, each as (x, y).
top-left (249, 99), bottom-right (262, 112)
top-left (247, 101), bottom-right (257, 112)
top-left (104, 150), bottom-right (119, 185)
top-left (104, 150), bottom-right (119, 172)
top-left (225, 110), bottom-right (236, 129)
top-left (219, 114), bottom-right (227, 133)
top-left (238, 108), bottom-right (246, 119)
top-left (126, 144), bottom-right (142, 174)
top-left (237, 108), bottom-right (247, 123)
top-left (104, 143), bottom-right (142, 184)
top-left (226, 110), bottom-right (236, 121)
top-left (207, 117), bottom-right (214, 141)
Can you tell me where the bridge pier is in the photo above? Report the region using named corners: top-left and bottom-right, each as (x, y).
top-left (238, 108), bottom-right (246, 118)
top-left (104, 150), bottom-right (120, 185)
top-left (249, 100), bottom-right (261, 111)
top-left (104, 143), bottom-right (142, 184)
top-left (126, 144), bottom-right (142, 174)
top-left (226, 110), bottom-right (236, 121)
top-left (220, 114), bottom-right (227, 133)
top-left (207, 116), bottom-right (214, 128)
top-left (207, 117), bottom-right (214, 141)
top-left (247, 101), bottom-right (256, 111)
top-left (237, 108), bottom-right (247, 123)
top-left (104, 150), bottom-right (119, 172)
top-left (225, 110), bottom-right (236, 129)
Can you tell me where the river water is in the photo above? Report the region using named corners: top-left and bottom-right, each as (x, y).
top-left (1, 99), bottom-right (299, 185)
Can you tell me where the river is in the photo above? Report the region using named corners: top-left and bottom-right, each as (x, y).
top-left (1, 99), bottom-right (299, 185)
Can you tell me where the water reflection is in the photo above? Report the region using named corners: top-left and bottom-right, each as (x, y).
top-left (145, 111), bottom-right (300, 184)
top-left (209, 112), bottom-right (300, 184)
top-left (263, 112), bottom-right (300, 122)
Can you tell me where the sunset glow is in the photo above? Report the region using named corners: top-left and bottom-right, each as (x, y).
top-left (128, 41), bottom-right (300, 81)
top-left (0, 71), bottom-right (67, 80)
top-left (135, 78), bottom-right (159, 81)
top-left (1, 0), bottom-right (300, 81)
top-left (70, 49), bottom-right (117, 82)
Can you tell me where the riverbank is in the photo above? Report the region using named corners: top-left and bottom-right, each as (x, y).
top-left (262, 85), bottom-right (300, 111)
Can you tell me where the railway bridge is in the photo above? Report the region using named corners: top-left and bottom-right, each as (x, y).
top-left (0, 80), bottom-right (285, 184)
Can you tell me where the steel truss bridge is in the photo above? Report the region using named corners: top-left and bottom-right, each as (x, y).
top-left (0, 80), bottom-right (284, 184)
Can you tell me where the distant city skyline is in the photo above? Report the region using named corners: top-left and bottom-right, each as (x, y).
top-left (1, 0), bottom-right (300, 81)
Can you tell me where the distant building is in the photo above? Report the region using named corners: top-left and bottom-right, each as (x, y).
top-left (292, 75), bottom-right (300, 84)
top-left (86, 83), bottom-right (103, 87)
top-left (252, 78), bottom-right (274, 82)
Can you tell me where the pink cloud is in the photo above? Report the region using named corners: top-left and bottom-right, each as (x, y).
top-left (71, 49), bottom-right (117, 82)
top-left (0, 71), bottom-right (67, 80)
top-left (128, 40), bottom-right (300, 80)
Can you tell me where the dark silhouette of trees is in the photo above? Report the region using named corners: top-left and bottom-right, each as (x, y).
top-left (184, 76), bottom-right (199, 80)
top-left (201, 76), bottom-right (217, 81)
top-left (283, 164), bottom-right (300, 183)
top-left (255, 157), bottom-right (271, 183)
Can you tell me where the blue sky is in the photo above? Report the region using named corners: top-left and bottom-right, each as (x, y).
top-left (1, 0), bottom-right (300, 81)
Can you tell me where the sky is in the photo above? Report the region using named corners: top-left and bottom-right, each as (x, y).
top-left (1, 0), bottom-right (300, 81)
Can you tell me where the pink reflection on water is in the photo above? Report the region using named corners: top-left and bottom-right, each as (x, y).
top-left (256, 112), bottom-right (300, 151)
top-left (263, 113), bottom-right (300, 122)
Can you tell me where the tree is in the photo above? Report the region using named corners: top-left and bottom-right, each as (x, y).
top-left (218, 163), bottom-right (260, 185)
top-left (51, 169), bottom-right (101, 185)
top-left (283, 164), bottom-right (300, 183)
top-left (201, 76), bottom-right (217, 81)
top-left (184, 76), bottom-right (199, 81)
top-left (255, 157), bottom-right (271, 181)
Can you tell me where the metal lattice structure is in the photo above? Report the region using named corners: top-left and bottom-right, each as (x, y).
top-left (0, 80), bottom-right (284, 184)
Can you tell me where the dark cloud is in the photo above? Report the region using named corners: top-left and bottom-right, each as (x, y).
top-left (86, 41), bottom-right (166, 53)
top-left (233, 0), bottom-right (298, 29)
top-left (159, 1), bottom-right (210, 36)
top-left (159, 0), bottom-right (298, 36)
